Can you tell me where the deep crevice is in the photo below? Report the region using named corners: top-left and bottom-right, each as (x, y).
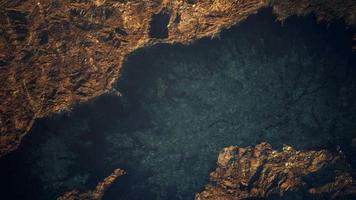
top-left (149, 11), bottom-right (170, 39)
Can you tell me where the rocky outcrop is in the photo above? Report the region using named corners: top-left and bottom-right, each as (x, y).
top-left (272, 0), bottom-right (356, 26)
top-left (57, 168), bottom-right (125, 200)
top-left (0, 0), bottom-right (356, 157)
top-left (0, 0), bottom-right (269, 158)
top-left (195, 143), bottom-right (356, 200)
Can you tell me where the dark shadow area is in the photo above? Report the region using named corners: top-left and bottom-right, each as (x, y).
top-left (0, 8), bottom-right (355, 200)
top-left (149, 11), bottom-right (170, 39)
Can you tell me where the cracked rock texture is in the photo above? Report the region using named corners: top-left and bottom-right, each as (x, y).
top-left (1, 0), bottom-right (356, 157)
top-left (195, 143), bottom-right (356, 200)
top-left (57, 168), bottom-right (125, 200)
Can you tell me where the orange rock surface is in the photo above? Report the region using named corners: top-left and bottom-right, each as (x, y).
top-left (195, 143), bottom-right (356, 200)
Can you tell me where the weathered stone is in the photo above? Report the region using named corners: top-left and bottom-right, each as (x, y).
top-left (195, 143), bottom-right (356, 200)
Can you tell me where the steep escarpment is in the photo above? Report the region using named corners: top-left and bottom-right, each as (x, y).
top-left (195, 143), bottom-right (356, 200)
top-left (0, 0), bottom-right (356, 157)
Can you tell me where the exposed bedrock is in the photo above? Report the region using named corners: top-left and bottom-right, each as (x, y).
top-left (1, 0), bottom-right (356, 157)
top-left (57, 168), bottom-right (125, 200)
top-left (195, 143), bottom-right (356, 200)
top-left (1, 9), bottom-right (355, 199)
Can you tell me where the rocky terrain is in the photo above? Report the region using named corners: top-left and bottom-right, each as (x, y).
top-left (56, 143), bottom-right (356, 200)
top-left (1, 0), bottom-right (356, 157)
top-left (1, 1), bottom-right (356, 199)
top-left (195, 143), bottom-right (356, 200)
top-left (0, 0), bottom-right (267, 157)
top-left (57, 168), bottom-right (125, 200)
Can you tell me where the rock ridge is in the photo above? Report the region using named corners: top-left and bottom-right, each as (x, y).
top-left (195, 143), bottom-right (356, 200)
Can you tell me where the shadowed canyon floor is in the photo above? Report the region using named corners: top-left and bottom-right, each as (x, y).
top-left (0, 10), bottom-right (355, 200)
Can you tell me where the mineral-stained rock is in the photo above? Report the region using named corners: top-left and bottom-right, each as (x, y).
top-left (195, 143), bottom-right (356, 200)
top-left (57, 168), bottom-right (125, 200)
top-left (0, 0), bottom-right (355, 157)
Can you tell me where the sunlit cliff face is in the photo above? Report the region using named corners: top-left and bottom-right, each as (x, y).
top-left (0, 9), bottom-right (355, 200)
